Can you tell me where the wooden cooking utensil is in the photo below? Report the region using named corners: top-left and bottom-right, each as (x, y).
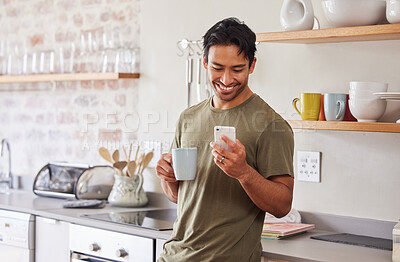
top-left (136, 153), bottom-right (144, 172)
top-left (113, 161), bottom-right (128, 175)
top-left (139, 152), bottom-right (154, 174)
top-left (122, 146), bottom-right (129, 162)
top-left (127, 161), bottom-right (137, 177)
top-left (112, 150), bottom-right (120, 163)
top-left (134, 146), bottom-right (140, 162)
top-left (99, 147), bottom-right (113, 164)
top-left (128, 143), bottom-right (133, 162)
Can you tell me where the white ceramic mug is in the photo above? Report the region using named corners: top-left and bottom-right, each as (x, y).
top-left (172, 148), bottom-right (198, 181)
top-left (324, 93), bottom-right (347, 121)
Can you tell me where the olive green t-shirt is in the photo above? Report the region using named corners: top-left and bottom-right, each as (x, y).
top-left (159, 94), bottom-right (294, 262)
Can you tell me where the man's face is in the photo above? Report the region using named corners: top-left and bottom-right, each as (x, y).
top-left (204, 45), bottom-right (256, 103)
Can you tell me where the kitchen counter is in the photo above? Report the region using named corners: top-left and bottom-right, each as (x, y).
top-left (261, 230), bottom-right (391, 262)
top-left (0, 190), bottom-right (393, 261)
top-left (0, 189), bottom-right (174, 240)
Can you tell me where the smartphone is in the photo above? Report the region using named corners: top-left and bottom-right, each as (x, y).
top-left (214, 126), bottom-right (236, 152)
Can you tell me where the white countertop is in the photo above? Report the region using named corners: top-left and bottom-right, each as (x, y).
top-left (0, 190), bottom-right (393, 261)
top-left (0, 190), bottom-right (173, 240)
top-left (261, 230), bottom-right (392, 262)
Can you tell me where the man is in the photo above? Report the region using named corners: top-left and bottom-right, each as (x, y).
top-left (156, 17), bottom-right (294, 261)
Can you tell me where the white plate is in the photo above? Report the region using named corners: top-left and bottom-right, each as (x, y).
top-left (376, 97), bottom-right (400, 101)
top-left (384, 98), bottom-right (400, 101)
top-left (374, 92), bottom-right (400, 95)
top-left (374, 92), bottom-right (400, 98)
top-left (374, 92), bottom-right (400, 100)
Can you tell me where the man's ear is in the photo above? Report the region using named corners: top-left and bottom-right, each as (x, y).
top-left (203, 53), bottom-right (208, 69)
top-left (249, 57), bottom-right (257, 74)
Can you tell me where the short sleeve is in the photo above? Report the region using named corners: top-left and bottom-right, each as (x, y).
top-left (256, 119), bottom-right (294, 179)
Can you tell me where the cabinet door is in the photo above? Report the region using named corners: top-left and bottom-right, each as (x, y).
top-left (156, 239), bottom-right (166, 259)
top-left (35, 217), bottom-right (70, 262)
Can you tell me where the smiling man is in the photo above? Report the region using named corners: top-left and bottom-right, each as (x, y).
top-left (156, 17), bottom-right (294, 262)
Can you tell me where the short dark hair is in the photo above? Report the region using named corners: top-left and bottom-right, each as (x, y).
top-left (203, 17), bottom-right (257, 67)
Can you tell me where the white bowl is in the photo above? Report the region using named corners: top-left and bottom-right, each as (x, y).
top-left (349, 98), bottom-right (387, 122)
top-left (321, 0), bottom-right (386, 27)
top-left (349, 81), bottom-right (388, 92)
top-left (349, 89), bottom-right (384, 100)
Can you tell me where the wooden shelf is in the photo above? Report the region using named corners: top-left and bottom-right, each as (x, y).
top-left (287, 120), bottom-right (400, 133)
top-left (0, 73), bottom-right (140, 84)
top-left (256, 24), bottom-right (400, 44)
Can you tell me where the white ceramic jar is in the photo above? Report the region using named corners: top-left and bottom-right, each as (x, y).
top-left (108, 171), bottom-right (148, 207)
top-left (280, 0), bottom-right (314, 31)
top-left (387, 0), bottom-right (400, 24)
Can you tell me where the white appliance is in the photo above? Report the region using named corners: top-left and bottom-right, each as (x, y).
top-left (0, 209), bottom-right (35, 262)
top-left (69, 224), bottom-right (154, 262)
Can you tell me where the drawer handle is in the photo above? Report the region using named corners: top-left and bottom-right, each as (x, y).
top-left (89, 243), bottom-right (101, 252)
top-left (116, 248), bottom-right (128, 258)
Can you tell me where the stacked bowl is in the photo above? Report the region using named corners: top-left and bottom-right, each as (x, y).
top-left (321, 0), bottom-right (386, 27)
top-left (349, 81), bottom-right (388, 122)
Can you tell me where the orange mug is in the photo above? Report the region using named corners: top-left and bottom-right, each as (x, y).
top-left (319, 94), bottom-right (325, 121)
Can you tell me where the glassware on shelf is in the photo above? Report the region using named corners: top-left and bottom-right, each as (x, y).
top-left (22, 51), bottom-right (33, 75)
top-left (57, 46), bottom-right (64, 74)
top-left (0, 26), bottom-right (140, 76)
top-left (78, 32), bottom-right (89, 73)
top-left (58, 42), bottom-right (75, 74)
top-left (39, 50), bottom-right (55, 74)
top-left (0, 40), bottom-right (6, 75)
top-left (31, 52), bottom-right (38, 74)
top-left (91, 31), bottom-right (102, 73)
top-left (7, 42), bottom-right (24, 75)
top-left (101, 28), bottom-right (117, 73)
top-left (131, 47), bottom-right (140, 73)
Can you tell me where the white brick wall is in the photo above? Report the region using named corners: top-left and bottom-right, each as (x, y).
top-left (0, 0), bottom-right (141, 176)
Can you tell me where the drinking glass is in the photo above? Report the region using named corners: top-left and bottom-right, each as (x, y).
top-left (31, 52), bottom-right (38, 74)
top-left (39, 51), bottom-right (50, 74)
top-left (59, 43), bottom-right (75, 73)
top-left (22, 51), bottom-right (32, 75)
top-left (0, 40), bottom-right (5, 75)
top-left (5, 42), bottom-right (22, 75)
top-left (131, 47), bottom-right (140, 73)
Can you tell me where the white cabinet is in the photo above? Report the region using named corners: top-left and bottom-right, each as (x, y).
top-left (156, 239), bottom-right (166, 259)
top-left (35, 216), bottom-right (70, 262)
top-left (0, 209), bottom-right (35, 262)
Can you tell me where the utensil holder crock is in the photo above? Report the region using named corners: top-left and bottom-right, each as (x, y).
top-left (108, 170), bottom-right (148, 207)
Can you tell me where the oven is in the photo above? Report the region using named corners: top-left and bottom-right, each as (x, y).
top-left (69, 224), bottom-right (154, 262)
top-left (71, 252), bottom-right (123, 262)
top-left (71, 253), bottom-right (116, 262)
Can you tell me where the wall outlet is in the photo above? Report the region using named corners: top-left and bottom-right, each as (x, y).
top-left (297, 151), bottom-right (321, 183)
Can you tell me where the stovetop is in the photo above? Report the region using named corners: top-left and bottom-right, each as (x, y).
top-left (81, 209), bottom-right (177, 231)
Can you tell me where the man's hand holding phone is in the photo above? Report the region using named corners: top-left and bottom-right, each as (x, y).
top-left (211, 126), bottom-right (250, 181)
